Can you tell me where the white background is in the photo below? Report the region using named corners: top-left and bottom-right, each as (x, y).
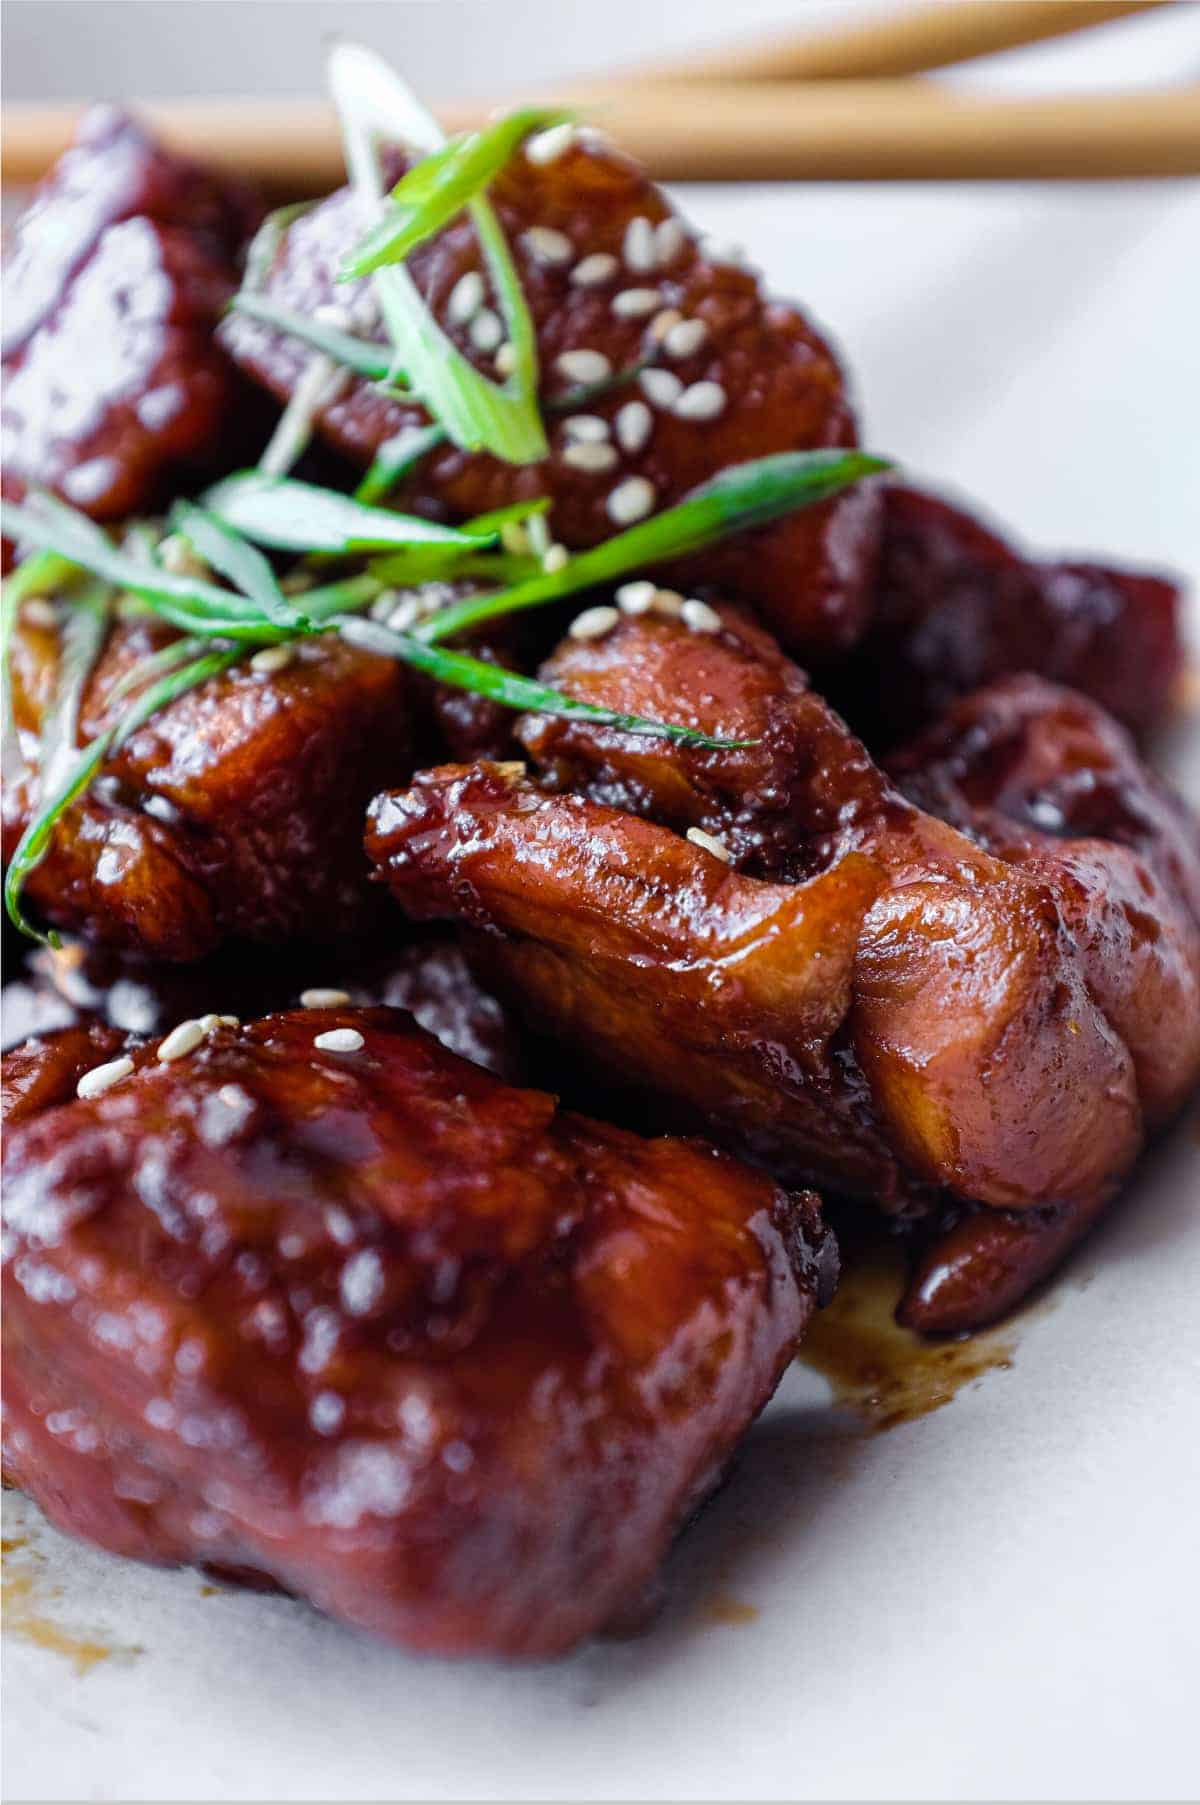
top-left (4, 4), bottom-right (1199, 1800)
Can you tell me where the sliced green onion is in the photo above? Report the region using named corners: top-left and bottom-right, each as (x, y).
top-left (108, 634), bottom-right (207, 701)
top-left (0, 494), bottom-right (287, 633)
top-left (2, 551), bottom-right (80, 773)
top-left (169, 500), bottom-right (305, 632)
top-left (34, 579), bottom-right (111, 800)
top-left (328, 43), bottom-right (547, 466)
top-left (410, 449), bottom-right (891, 642)
top-left (5, 643), bottom-right (242, 942)
top-left (354, 424), bottom-right (447, 504)
top-left (341, 107), bottom-right (573, 279)
top-left (201, 470), bottom-right (495, 558)
top-left (228, 291), bottom-right (394, 381)
top-left (334, 616), bottom-right (753, 748)
top-left (242, 200), bottom-right (316, 295)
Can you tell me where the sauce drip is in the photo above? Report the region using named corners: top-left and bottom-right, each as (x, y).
top-left (1, 1527), bottom-right (141, 1676)
top-left (799, 1239), bottom-right (1014, 1431)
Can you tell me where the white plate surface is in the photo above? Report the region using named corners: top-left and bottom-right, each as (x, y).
top-left (3, 26), bottom-right (1199, 1805)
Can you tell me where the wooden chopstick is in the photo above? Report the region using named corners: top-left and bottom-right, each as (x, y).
top-left (5, 82), bottom-right (1199, 190)
top-left (632, 0), bottom-right (1169, 85)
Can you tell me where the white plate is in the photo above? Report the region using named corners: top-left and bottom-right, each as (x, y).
top-left (4, 140), bottom-right (1199, 1805)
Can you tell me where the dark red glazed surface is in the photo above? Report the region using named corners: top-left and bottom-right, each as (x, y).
top-left (2, 1007), bottom-right (830, 1655)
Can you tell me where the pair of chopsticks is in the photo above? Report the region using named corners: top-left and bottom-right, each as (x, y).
top-left (3, 0), bottom-right (1198, 186)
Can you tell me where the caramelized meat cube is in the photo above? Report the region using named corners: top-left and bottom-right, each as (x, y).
top-left (2, 1008), bottom-right (830, 1657)
top-left (221, 137), bottom-right (879, 658)
top-left (3, 613), bottom-right (411, 958)
top-left (368, 611), bottom-right (1200, 1329)
top-left (2, 108), bottom-right (261, 524)
top-left (828, 485), bottom-right (1184, 747)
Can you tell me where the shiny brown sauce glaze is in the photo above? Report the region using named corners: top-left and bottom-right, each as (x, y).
top-left (220, 138), bottom-right (880, 660)
top-left (2, 108), bottom-right (263, 530)
top-left (367, 609), bottom-right (1200, 1330)
top-left (826, 484), bottom-right (1185, 750)
top-left (2, 1008), bottom-right (832, 1657)
top-left (799, 1237), bottom-right (1014, 1427)
top-left (3, 613), bottom-right (412, 958)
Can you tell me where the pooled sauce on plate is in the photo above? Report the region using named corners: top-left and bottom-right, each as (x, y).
top-left (1, 1528), bottom-right (141, 1676)
top-left (799, 1240), bottom-right (1015, 1431)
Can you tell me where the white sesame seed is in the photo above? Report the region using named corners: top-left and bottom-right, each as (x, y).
top-left (447, 270), bottom-right (484, 326)
top-left (616, 579), bottom-right (657, 615)
top-left (651, 588), bottom-right (685, 619)
top-left (77, 1055), bottom-right (134, 1100)
top-left (499, 520), bottom-right (532, 555)
top-left (699, 235), bottom-right (747, 267)
top-left (640, 367), bottom-right (683, 408)
top-left (301, 988), bottom-right (352, 1009)
top-left (314, 1028), bottom-right (365, 1054)
top-left (21, 598), bottom-right (59, 627)
top-left (555, 349), bottom-right (612, 384)
top-left (611, 287), bottom-right (661, 319)
top-left (249, 644), bottom-right (294, 674)
top-left (563, 441), bottom-right (618, 473)
top-left (158, 535), bottom-right (208, 578)
top-left (542, 543), bottom-right (569, 573)
top-left (623, 216), bottom-right (658, 273)
top-left (522, 225), bottom-right (573, 266)
top-left (648, 308), bottom-right (684, 345)
top-left (280, 570), bottom-right (316, 595)
top-left (655, 217), bottom-right (686, 265)
top-left (606, 476), bottom-right (656, 525)
top-left (386, 596), bottom-right (423, 632)
top-left (526, 122), bottom-right (577, 165)
top-left (687, 827), bottom-right (733, 863)
top-left (664, 317), bottom-right (709, 359)
top-left (673, 380), bottom-right (727, 421)
top-left (615, 399), bottom-right (652, 454)
top-left (494, 759), bottom-right (528, 779)
top-left (313, 301), bottom-right (355, 331)
top-left (196, 1014), bottom-right (225, 1035)
top-left (569, 605), bottom-right (620, 642)
top-left (469, 307), bottom-right (503, 353)
top-left (562, 413), bottom-right (611, 443)
top-left (217, 1084), bottom-right (246, 1108)
top-left (571, 252), bottom-right (618, 287)
top-left (682, 598), bottom-right (723, 633)
top-left (218, 1015), bottom-right (240, 1028)
top-left (494, 341), bottom-right (516, 377)
top-left (157, 1019), bottom-right (207, 1063)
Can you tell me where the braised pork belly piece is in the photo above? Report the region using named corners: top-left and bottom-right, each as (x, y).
top-left (2, 108), bottom-right (262, 527)
top-left (220, 134), bottom-right (879, 659)
top-left (367, 606), bottom-right (1200, 1330)
top-left (827, 485), bottom-right (1184, 749)
top-left (3, 611), bottom-right (411, 958)
top-left (1, 1007), bottom-right (830, 1656)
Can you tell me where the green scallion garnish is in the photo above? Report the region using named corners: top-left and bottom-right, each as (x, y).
top-left (4, 642), bottom-right (242, 942)
top-left (201, 471), bottom-right (494, 558)
top-left (335, 616), bottom-right (751, 748)
top-left (340, 107), bottom-right (573, 280)
top-left (327, 42), bottom-right (547, 466)
top-left (394, 449), bottom-right (892, 642)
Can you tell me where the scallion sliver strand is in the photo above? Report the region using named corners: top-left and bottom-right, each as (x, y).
top-left (4, 644), bottom-right (242, 942)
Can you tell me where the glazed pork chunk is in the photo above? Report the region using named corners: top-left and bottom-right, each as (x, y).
top-left (3, 611), bottom-right (410, 958)
top-left (2, 107), bottom-right (261, 525)
top-left (221, 129), bottom-right (878, 659)
top-left (2, 1008), bottom-right (831, 1657)
top-left (829, 484), bottom-right (1185, 749)
top-left (367, 605), bottom-right (1200, 1330)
